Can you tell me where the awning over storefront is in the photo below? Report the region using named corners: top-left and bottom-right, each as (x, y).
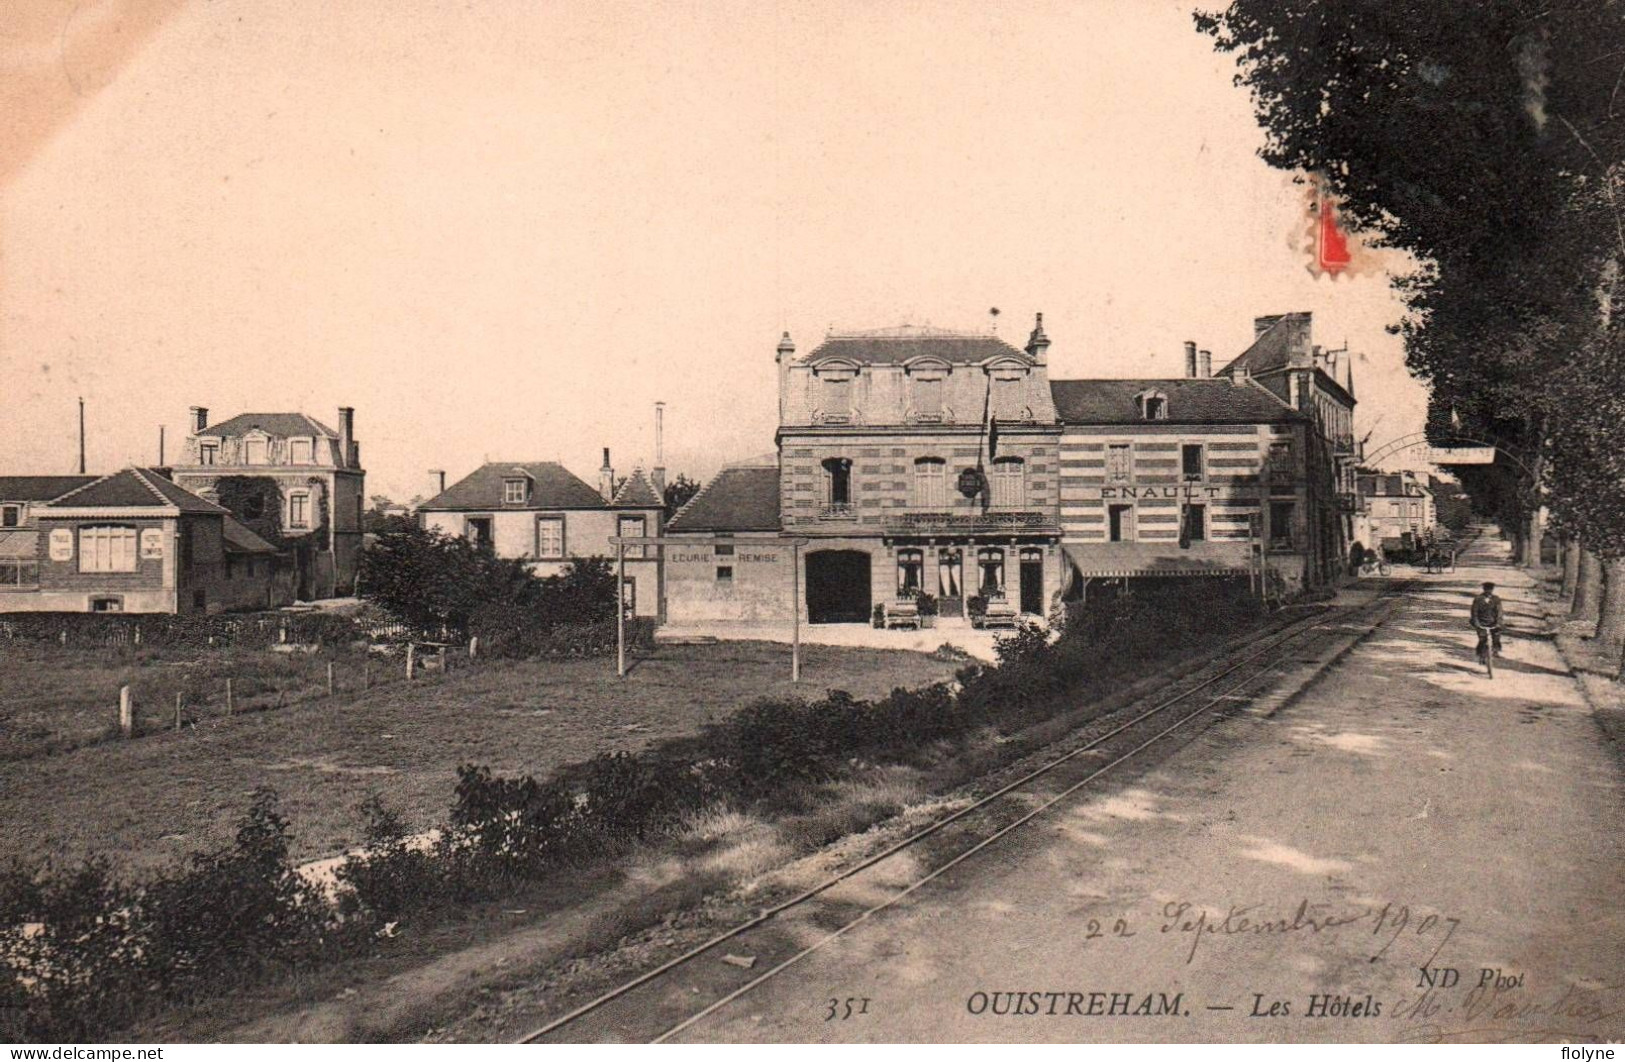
top-left (1061, 543), bottom-right (1250, 579)
top-left (0, 530), bottom-right (40, 559)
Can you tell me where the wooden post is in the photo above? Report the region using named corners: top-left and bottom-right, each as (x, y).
top-left (279, 624), bottom-right (288, 645)
top-left (406, 643), bottom-right (416, 681)
top-left (469, 635), bottom-right (479, 660)
top-left (59, 630), bottom-right (67, 646)
top-left (175, 692), bottom-right (182, 732)
top-left (134, 626), bottom-right (142, 645)
top-left (327, 661), bottom-right (335, 696)
top-left (226, 678), bottom-right (234, 715)
top-left (364, 663), bottom-right (372, 690)
top-left (791, 539), bottom-right (801, 683)
top-left (616, 540), bottom-right (626, 679)
top-left (119, 686), bottom-right (132, 738)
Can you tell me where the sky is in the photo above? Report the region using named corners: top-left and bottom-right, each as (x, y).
top-left (1, 0), bottom-right (1431, 501)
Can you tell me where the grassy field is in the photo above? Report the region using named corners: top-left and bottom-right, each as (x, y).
top-left (0, 639), bottom-right (959, 872)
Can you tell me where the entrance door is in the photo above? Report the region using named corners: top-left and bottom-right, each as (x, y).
top-left (1019, 548), bottom-right (1043, 615)
top-left (937, 548), bottom-right (964, 618)
top-left (805, 550), bottom-right (871, 624)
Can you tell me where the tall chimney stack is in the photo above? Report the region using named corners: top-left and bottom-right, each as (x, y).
top-left (1198, 349), bottom-right (1212, 378)
top-left (158, 425), bottom-right (166, 467)
top-left (429, 469), bottom-right (446, 496)
top-left (338, 407), bottom-right (355, 467)
top-left (652, 402), bottom-right (667, 495)
top-left (190, 406), bottom-right (208, 433)
top-left (599, 447), bottom-right (615, 503)
top-left (1183, 341), bottom-right (1198, 378)
top-left (78, 397), bottom-right (86, 474)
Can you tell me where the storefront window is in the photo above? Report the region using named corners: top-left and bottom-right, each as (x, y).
top-left (897, 548), bottom-right (923, 594)
top-left (978, 547), bottom-right (1005, 596)
top-left (937, 548), bottom-right (963, 599)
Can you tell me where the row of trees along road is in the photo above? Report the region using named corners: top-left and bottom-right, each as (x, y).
top-left (1200, 0), bottom-right (1625, 677)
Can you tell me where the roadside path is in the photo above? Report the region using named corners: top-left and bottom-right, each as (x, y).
top-left (676, 537), bottom-right (1625, 1043)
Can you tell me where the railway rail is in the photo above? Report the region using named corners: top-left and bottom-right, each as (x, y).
top-left (514, 580), bottom-right (1412, 1044)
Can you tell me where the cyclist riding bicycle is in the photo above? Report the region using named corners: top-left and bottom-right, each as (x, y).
top-left (1470, 581), bottom-right (1504, 659)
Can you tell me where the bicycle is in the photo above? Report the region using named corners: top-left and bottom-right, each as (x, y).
top-left (1359, 559), bottom-right (1392, 577)
top-left (1474, 623), bottom-right (1501, 679)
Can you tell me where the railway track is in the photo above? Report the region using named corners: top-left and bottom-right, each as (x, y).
top-left (514, 581), bottom-right (1412, 1044)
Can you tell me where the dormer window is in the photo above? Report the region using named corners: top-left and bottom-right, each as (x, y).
top-left (289, 438), bottom-right (313, 465)
top-left (199, 442), bottom-right (218, 466)
top-left (1137, 391), bottom-right (1168, 421)
top-left (503, 478), bottom-right (528, 505)
top-left (244, 437), bottom-right (267, 464)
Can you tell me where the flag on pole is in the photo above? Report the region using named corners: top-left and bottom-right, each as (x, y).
top-left (981, 375), bottom-right (999, 462)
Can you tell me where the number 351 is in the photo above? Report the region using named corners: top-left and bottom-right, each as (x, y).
top-left (825, 997), bottom-right (872, 1021)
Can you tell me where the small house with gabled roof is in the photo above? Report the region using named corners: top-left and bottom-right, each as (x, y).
top-left (416, 449), bottom-right (664, 617)
top-left (0, 468), bottom-right (286, 614)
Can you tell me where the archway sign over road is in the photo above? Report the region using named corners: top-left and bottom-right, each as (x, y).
top-left (609, 535), bottom-right (812, 682)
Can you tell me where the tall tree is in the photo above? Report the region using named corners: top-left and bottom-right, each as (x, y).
top-left (1199, 0), bottom-right (1625, 669)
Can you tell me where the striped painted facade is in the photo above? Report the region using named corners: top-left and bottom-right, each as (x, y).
top-left (1057, 423), bottom-right (1302, 545)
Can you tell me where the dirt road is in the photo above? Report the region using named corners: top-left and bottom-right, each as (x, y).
top-left (674, 537), bottom-right (1625, 1044)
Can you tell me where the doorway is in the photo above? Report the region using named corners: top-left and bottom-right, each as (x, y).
top-left (805, 549), bottom-right (872, 624)
top-left (1019, 548), bottom-right (1044, 615)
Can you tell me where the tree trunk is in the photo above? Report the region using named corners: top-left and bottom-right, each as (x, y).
top-left (1596, 556), bottom-right (1625, 648)
top-left (1525, 510), bottom-right (1544, 568)
top-left (1510, 526), bottom-right (1527, 565)
top-left (1562, 537), bottom-right (1581, 598)
top-left (1574, 549), bottom-right (1603, 619)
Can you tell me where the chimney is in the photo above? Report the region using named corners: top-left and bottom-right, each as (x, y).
top-left (652, 402), bottom-right (667, 495)
top-left (1198, 349), bottom-right (1212, 378)
top-left (1231, 364), bottom-right (1250, 386)
top-left (1253, 315), bottom-right (1282, 339)
top-left (599, 447), bottom-right (615, 503)
top-left (158, 425), bottom-right (165, 467)
top-left (429, 469), bottom-right (446, 496)
top-left (190, 406), bottom-right (208, 433)
top-left (1183, 341), bottom-right (1197, 378)
top-left (776, 331), bottom-right (795, 424)
top-left (338, 407), bottom-right (355, 467)
top-left (1025, 312), bottom-right (1050, 364)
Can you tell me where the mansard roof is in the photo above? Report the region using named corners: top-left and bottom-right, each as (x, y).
top-left (198, 413), bottom-right (338, 439)
top-left (802, 327), bottom-right (1031, 367)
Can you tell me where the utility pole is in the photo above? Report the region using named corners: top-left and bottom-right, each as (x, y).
top-left (78, 397), bottom-right (86, 474)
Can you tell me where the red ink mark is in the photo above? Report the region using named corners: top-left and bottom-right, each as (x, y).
top-left (1318, 193), bottom-right (1352, 275)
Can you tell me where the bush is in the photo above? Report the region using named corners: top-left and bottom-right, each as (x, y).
top-left (0, 791), bottom-right (337, 1040)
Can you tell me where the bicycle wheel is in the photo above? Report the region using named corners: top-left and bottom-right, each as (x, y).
top-left (1378, 562), bottom-right (1392, 576)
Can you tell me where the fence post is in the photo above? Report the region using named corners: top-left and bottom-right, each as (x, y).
top-left (175, 692), bottom-right (182, 732)
top-left (59, 630), bottom-right (67, 646)
top-left (279, 624), bottom-right (288, 645)
top-left (327, 661), bottom-right (335, 696)
top-left (134, 626), bottom-right (142, 646)
top-left (406, 643), bottom-right (416, 681)
top-left (119, 686), bottom-right (132, 738)
top-left (364, 663), bottom-right (372, 690)
top-left (226, 678), bottom-right (234, 715)
top-left (469, 635), bottom-right (478, 661)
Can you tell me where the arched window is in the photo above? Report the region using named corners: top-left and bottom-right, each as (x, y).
top-left (822, 457), bottom-right (853, 507)
top-left (912, 457), bottom-right (946, 508)
top-left (991, 457), bottom-right (1025, 508)
top-left (897, 548), bottom-right (924, 595)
